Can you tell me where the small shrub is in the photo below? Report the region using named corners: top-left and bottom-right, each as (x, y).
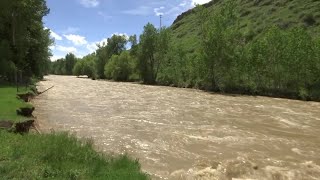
top-left (303, 14), bottom-right (316, 26)
top-left (299, 87), bottom-right (309, 100)
top-left (261, 0), bottom-right (272, 6)
top-left (288, 5), bottom-right (294, 10)
top-left (240, 10), bottom-right (251, 17)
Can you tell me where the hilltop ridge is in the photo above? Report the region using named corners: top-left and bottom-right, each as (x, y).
top-left (170, 0), bottom-right (320, 52)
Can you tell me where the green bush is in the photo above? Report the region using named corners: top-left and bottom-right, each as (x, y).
top-left (299, 87), bottom-right (309, 100)
top-left (83, 60), bottom-right (97, 79)
top-left (73, 60), bottom-right (84, 77)
top-left (72, 54), bottom-right (97, 79)
top-left (104, 51), bottom-right (133, 81)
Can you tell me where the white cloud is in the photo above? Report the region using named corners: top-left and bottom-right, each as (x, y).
top-left (151, 0), bottom-right (212, 20)
top-left (121, 0), bottom-right (211, 19)
top-left (79, 55), bottom-right (85, 58)
top-left (111, 32), bottom-right (129, 40)
top-left (50, 55), bottom-right (65, 61)
top-left (50, 30), bottom-right (63, 41)
top-left (56, 45), bottom-right (77, 53)
top-left (86, 38), bottom-right (108, 53)
top-left (80, 0), bottom-right (99, 8)
top-left (122, 6), bottom-right (151, 16)
top-left (63, 34), bottom-right (88, 46)
top-left (165, 6), bottom-right (181, 16)
top-left (98, 11), bottom-right (112, 21)
top-left (99, 38), bottom-right (109, 46)
top-left (152, 5), bottom-right (184, 20)
top-left (179, 1), bottom-right (188, 7)
top-left (49, 45), bottom-right (55, 50)
top-left (154, 6), bottom-right (165, 16)
top-left (86, 33), bottom-right (128, 53)
top-left (63, 27), bottom-right (80, 34)
top-left (191, 0), bottom-right (211, 6)
top-left (75, 53), bottom-right (85, 59)
top-left (86, 43), bottom-right (99, 53)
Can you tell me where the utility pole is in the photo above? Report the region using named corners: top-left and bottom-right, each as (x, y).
top-left (160, 14), bottom-right (162, 30)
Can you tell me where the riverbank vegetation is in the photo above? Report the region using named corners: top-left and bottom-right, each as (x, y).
top-left (0, 1), bottom-right (148, 179)
top-left (0, 131), bottom-right (148, 179)
top-left (50, 0), bottom-right (320, 101)
top-left (0, 0), bottom-right (52, 81)
top-left (0, 84), bottom-right (148, 179)
top-left (0, 85), bottom-right (33, 122)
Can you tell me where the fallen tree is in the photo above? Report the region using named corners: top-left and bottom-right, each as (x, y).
top-left (38, 86), bottom-right (54, 94)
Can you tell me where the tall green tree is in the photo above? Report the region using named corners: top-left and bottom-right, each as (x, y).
top-left (155, 27), bottom-right (171, 81)
top-left (72, 53), bottom-right (96, 79)
top-left (51, 58), bottom-right (66, 75)
top-left (138, 23), bottom-right (170, 84)
top-left (95, 44), bottom-right (108, 79)
top-left (129, 34), bottom-right (138, 56)
top-left (197, 0), bottom-right (242, 91)
top-left (104, 51), bottom-right (132, 81)
top-left (106, 35), bottom-right (127, 56)
top-left (0, 0), bottom-right (51, 80)
top-left (95, 35), bottom-right (127, 79)
top-left (65, 53), bottom-right (76, 75)
top-left (138, 23), bottom-right (158, 84)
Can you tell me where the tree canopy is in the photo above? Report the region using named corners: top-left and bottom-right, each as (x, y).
top-left (0, 0), bottom-right (52, 81)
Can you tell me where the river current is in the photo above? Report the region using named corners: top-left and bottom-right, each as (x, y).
top-left (33, 75), bottom-right (320, 179)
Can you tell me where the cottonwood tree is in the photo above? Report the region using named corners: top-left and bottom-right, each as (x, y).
top-left (65, 53), bottom-right (76, 75)
top-left (0, 0), bottom-right (51, 80)
top-left (138, 23), bottom-right (170, 84)
top-left (95, 34), bottom-right (127, 79)
top-left (197, 0), bottom-right (242, 91)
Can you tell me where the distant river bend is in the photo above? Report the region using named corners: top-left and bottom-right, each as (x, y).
top-left (33, 75), bottom-right (320, 180)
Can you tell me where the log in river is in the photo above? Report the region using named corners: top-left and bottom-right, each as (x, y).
top-left (33, 75), bottom-right (320, 179)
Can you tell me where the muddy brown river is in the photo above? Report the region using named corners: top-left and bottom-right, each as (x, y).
top-left (33, 75), bottom-right (320, 180)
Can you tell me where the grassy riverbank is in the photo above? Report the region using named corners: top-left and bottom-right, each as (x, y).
top-left (0, 85), bottom-right (148, 179)
top-left (0, 85), bottom-right (33, 122)
top-left (0, 132), bottom-right (148, 179)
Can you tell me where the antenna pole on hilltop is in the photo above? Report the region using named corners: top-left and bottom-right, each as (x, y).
top-left (160, 14), bottom-right (162, 30)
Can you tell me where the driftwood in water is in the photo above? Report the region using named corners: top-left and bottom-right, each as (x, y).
top-left (0, 120), bottom-right (34, 133)
top-left (17, 107), bottom-right (35, 117)
top-left (38, 86), bottom-right (54, 94)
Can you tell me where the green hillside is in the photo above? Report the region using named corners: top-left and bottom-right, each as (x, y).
top-left (54, 0), bottom-right (320, 101)
top-left (171, 0), bottom-right (320, 53)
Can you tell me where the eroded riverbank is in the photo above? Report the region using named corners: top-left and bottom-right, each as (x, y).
top-left (33, 75), bottom-right (320, 179)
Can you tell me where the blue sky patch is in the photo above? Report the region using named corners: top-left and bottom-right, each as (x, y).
top-left (45, 0), bottom-right (211, 60)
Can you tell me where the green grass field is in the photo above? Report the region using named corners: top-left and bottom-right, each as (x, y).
top-left (0, 85), bottom-right (32, 122)
top-left (0, 85), bottom-right (149, 179)
top-left (0, 132), bottom-right (149, 179)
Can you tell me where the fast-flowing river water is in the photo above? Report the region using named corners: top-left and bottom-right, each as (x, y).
top-left (33, 75), bottom-right (320, 180)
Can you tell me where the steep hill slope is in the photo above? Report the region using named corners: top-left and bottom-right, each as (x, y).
top-left (170, 0), bottom-right (320, 53)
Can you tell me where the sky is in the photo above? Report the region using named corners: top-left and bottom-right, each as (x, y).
top-left (45, 0), bottom-right (211, 61)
